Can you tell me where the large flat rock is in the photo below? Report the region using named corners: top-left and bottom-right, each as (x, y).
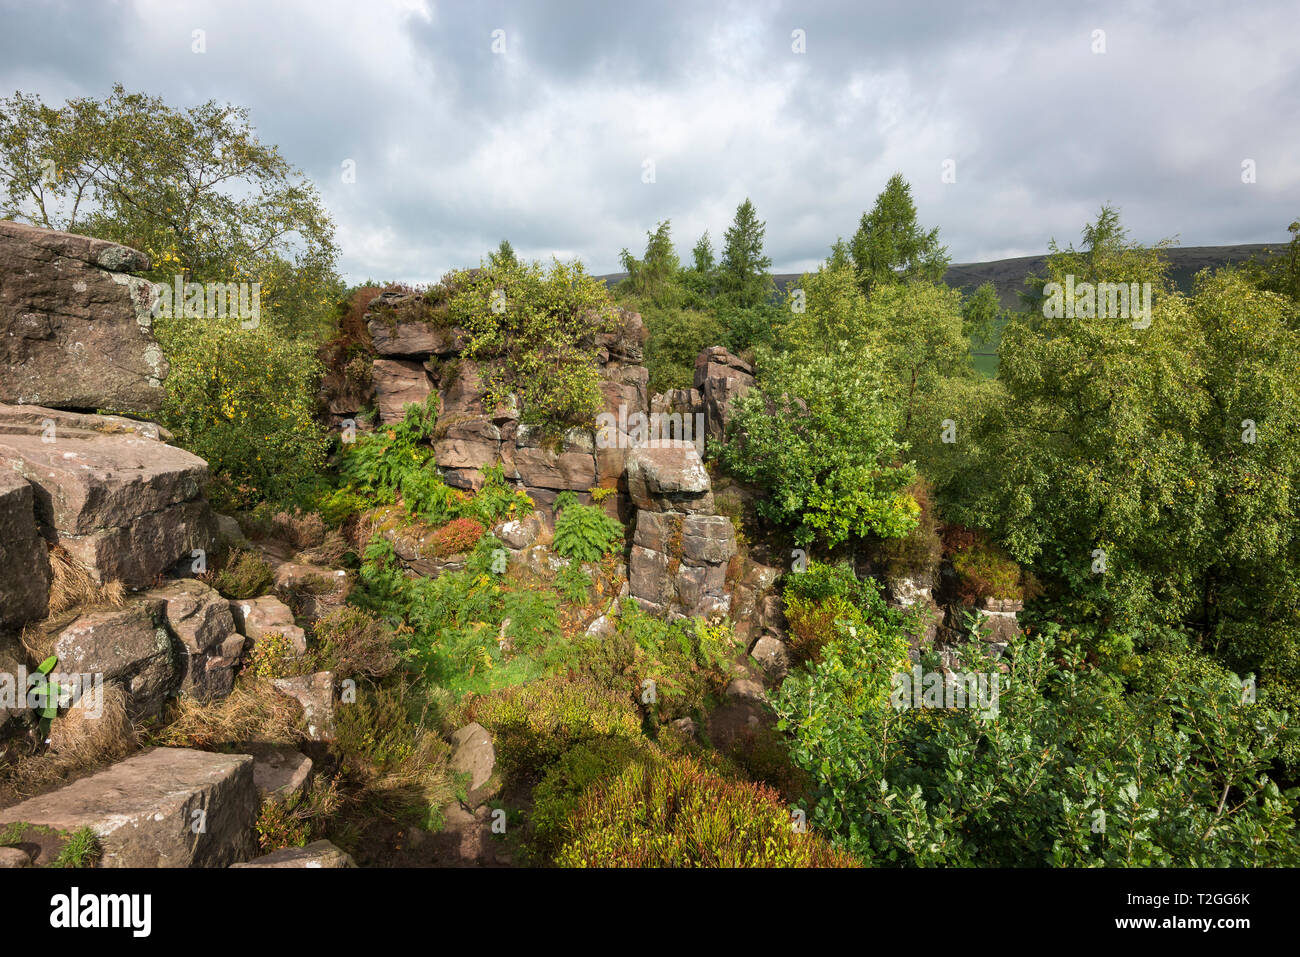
top-left (231, 840), bottom-right (355, 868)
top-left (0, 405), bottom-right (213, 586)
top-left (0, 747), bottom-right (258, 867)
top-left (0, 221), bottom-right (166, 412)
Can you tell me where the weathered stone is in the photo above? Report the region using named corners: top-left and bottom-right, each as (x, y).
top-left (142, 578), bottom-right (239, 701)
top-left (0, 406), bottom-right (214, 587)
top-left (438, 359), bottom-right (488, 417)
top-left (367, 318), bottom-right (465, 357)
top-left (681, 514), bottom-right (736, 566)
top-left (493, 513), bottom-right (542, 550)
top-left (595, 308), bottom-right (647, 364)
top-left (0, 846), bottom-right (31, 867)
top-left (0, 747), bottom-right (258, 867)
top-left (0, 635), bottom-right (30, 728)
top-left (632, 510), bottom-right (682, 554)
top-left (512, 446), bottom-right (597, 491)
top-left (50, 603), bottom-right (177, 718)
top-left (750, 635), bottom-right (792, 681)
top-left (229, 595), bottom-right (307, 655)
top-left (450, 722), bottom-right (496, 805)
top-left (272, 672), bottom-right (335, 742)
top-left (629, 544), bottom-right (671, 613)
top-left (693, 346), bottom-right (755, 447)
top-left (0, 221), bottom-right (167, 411)
top-left (0, 468), bottom-right (50, 629)
top-left (625, 441), bottom-right (713, 513)
top-left (244, 743), bottom-right (313, 802)
top-left (726, 678), bottom-right (767, 702)
top-left (433, 416), bottom-right (501, 469)
top-left (371, 358), bottom-right (433, 424)
top-left (231, 839), bottom-right (355, 868)
top-left (214, 512), bottom-right (251, 550)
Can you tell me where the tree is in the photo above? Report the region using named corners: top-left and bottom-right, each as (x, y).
top-left (719, 349), bottom-right (918, 548)
top-left (953, 207), bottom-right (1300, 713)
top-left (850, 174), bottom-right (949, 298)
top-left (489, 239), bottom-right (518, 268)
top-left (691, 231), bottom-right (715, 274)
top-left (718, 198), bottom-right (774, 308)
top-left (0, 85), bottom-right (339, 339)
top-left (619, 220), bottom-right (681, 304)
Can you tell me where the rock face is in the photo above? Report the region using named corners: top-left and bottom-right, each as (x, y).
top-left (47, 602), bottom-right (178, 719)
top-left (625, 441), bottom-right (714, 514)
top-left (450, 722), bottom-right (497, 806)
top-left (231, 840), bottom-right (355, 869)
top-left (272, 672), bottom-right (336, 742)
top-left (229, 595), bottom-right (308, 656)
top-left (0, 747), bottom-right (258, 867)
top-left (0, 221), bottom-right (166, 412)
top-left (0, 468), bottom-right (50, 629)
top-left (371, 358), bottom-right (434, 425)
top-left (0, 403), bottom-right (214, 587)
top-left (693, 346), bottom-right (755, 449)
top-left (143, 579), bottom-right (242, 701)
top-left (629, 510), bottom-right (735, 620)
top-left (321, 291), bottom-right (649, 522)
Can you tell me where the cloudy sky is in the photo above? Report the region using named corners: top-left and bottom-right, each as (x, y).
top-left (2, 0), bottom-right (1297, 284)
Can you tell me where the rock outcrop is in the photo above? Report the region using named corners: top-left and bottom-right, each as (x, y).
top-left (0, 747), bottom-right (259, 867)
top-left (0, 221), bottom-right (166, 412)
top-left (323, 290), bottom-right (649, 521)
top-left (693, 346), bottom-right (755, 449)
top-left (0, 403), bottom-right (214, 588)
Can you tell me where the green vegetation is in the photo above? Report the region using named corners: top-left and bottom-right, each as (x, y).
top-left (552, 503), bottom-right (624, 562)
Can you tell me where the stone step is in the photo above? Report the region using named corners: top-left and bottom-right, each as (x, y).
top-left (0, 747), bottom-right (258, 867)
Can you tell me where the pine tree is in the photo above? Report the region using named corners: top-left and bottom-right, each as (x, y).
top-left (850, 174), bottom-right (949, 298)
top-left (718, 198), bottom-right (774, 308)
top-left (489, 239), bottom-right (518, 267)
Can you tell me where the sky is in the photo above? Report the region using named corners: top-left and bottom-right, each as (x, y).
top-left (1, 0), bottom-right (1298, 284)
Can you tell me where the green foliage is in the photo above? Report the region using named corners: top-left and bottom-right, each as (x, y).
top-left (449, 257), bottom-right (615, 432)
top-left (555, 753), bottom-right (858, 867)
top-left (720, 349), bottom-right (918, 547)
top-left (955, 208), bottom-right (1300, 695)
top-left (610, 600), bottom-right (733, 722)
top-left (849, 173), bottom-right (950, 299)
top-left (776, 623), bottom-right (1300, 866)
top-left (552, 504), bottom-right (624, 563)
top-left (50, 827), bottom-right (102, 868)
top-left (470, 675), bottom-right (644, 779)
top-left (529, 737), bottom-right (648, 852)
top-left (554, 561), bottom-right (593, 605)
top-left (640, 303), bottom-right (726, 393)
top-left (159, 318), bottom-right (328, 509)
top-left (0, 85), bottom-right (340, 341)
top-left (718, 198), bottom-right (775, 308)
top-left (208, 548), bottom-right (274, 600)
top-left (618, 220), bottom-right (681, 303)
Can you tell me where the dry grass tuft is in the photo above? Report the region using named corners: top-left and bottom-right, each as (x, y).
top-left (0, 684), bottom-right (139, 801)
top-left (46, 545), bottom-right (125, 616)
top-left (151, 681), bottom-right (303, 751)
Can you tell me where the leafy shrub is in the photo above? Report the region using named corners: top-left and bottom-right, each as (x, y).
top-left (612, 601), bottom-right (732, 722)
top-left (552, 489), bottom-right (580, 514)
top-left (553, 504), bottom-right (624, 562)
top-left (945, 526), bottom-right (1025, 603)
top-left (554, 753), bottom-right (858, 867)
top-left (554, 562), bottom-right (592, 605)
top-left (159, 317), bottom-right (328, 510)
top-left (776, 624), bottom-right (1300, 866)
top-left (449, 258), bottom-right (615, 432)
top-left (246, 631), bottom-right (297, 679)
top-left (431, 517), bottom-right (486, 557)
top-left (207, 548), bottom-right (273, 600)
top-left (530, 737), bottom-right (649, 853)
top-left (720, 350), bottom-right (918, 547)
